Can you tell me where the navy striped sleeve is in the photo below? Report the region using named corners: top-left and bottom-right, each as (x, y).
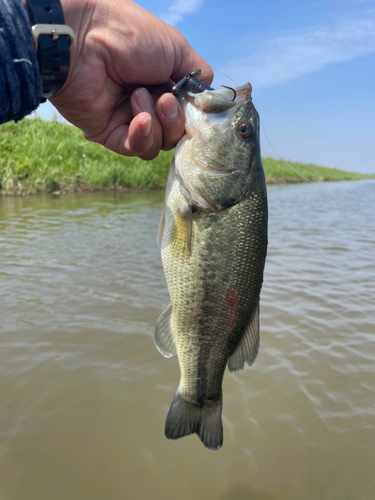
top-left (0, 0), bottom-right (42, 124)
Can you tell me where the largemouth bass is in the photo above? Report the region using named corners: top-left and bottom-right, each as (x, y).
top-left (154, 76), bottom-right (268, 450)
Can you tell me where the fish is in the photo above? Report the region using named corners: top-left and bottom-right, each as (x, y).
top-left (154, 76), bottom-right (268, 450)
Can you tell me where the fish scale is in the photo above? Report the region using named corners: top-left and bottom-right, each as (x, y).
top-left (154, 80), bottom-right (268, 450)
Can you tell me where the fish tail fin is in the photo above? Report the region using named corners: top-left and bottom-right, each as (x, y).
top-left (164, 390), bottom-right (223, 451)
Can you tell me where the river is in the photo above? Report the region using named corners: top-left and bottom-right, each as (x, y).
top-left (0, 180), bottom-right (374, 500)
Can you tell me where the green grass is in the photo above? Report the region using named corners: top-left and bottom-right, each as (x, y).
top-left (0, 118), bottom-right (173, 195)
top-left (0, 118), bottom-right (372, 195)
top-left (262, 157), bottom-right (372, 183)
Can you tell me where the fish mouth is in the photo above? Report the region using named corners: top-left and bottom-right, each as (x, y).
top-left (210, 83), bottom-right (252, 103)
top-left (192, 82), bottom-right (252, 114)
top-left (175, 75), bottom-right (254, 140)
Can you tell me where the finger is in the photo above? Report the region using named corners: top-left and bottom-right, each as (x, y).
top-left (103, 112), bottom-right (156, 158)
top-left (87, 105), bottom-right (154, 158)
top-left (122, 112), bottom-right (154, 156)
top-left (83, 98), bottom-right (144, 156)
top-left (156, 93), bottom-right (185, 151)
top-left (130, 88), bottom-right (163, 161)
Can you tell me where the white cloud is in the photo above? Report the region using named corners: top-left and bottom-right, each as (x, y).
top-left (161, 0), bottom-right (204, 26)
top-left (220, 11), bottom-right (375, 89)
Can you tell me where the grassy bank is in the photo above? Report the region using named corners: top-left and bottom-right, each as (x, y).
top-left (0, 118), bottom-right (372, 195)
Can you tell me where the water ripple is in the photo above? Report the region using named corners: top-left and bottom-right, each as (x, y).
top-left (0, 183), bottom-right (374, 499)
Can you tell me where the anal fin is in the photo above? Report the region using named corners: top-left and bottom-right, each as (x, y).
top-left (228, 301), bottom-right (260, 373)
top-left (153, 304), bottom-right (176, 358)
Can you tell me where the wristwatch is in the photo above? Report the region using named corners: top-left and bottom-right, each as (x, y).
top-left (24, 0), bottom-right (75, 102)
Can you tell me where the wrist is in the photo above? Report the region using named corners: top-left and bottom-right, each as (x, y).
top-left (57, 0), bottom-right (96, 74)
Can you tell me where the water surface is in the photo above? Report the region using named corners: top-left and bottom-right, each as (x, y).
top-left (0, 181), bottom-right (374, 500)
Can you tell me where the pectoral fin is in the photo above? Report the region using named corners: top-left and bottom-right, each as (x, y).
top-left (153, 304), bottom-right (176, 358)
top-left (228, 301), bottom-right (260, 373)
top-left (169, 207), bottom-right (192, 260)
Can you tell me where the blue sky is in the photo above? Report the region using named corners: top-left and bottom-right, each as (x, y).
top-left (38, 0), bottom-right (375, 173)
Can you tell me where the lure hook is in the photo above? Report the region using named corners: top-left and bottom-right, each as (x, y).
top-left (172, 69), bottom-right (214, 95)
top-left (220, 85), bottom-right (237, 101)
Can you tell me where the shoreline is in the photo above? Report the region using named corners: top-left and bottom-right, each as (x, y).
top-left (2, 177), bottom-right (374, 198)
top-left (1, 119), bottom-right (373, 197)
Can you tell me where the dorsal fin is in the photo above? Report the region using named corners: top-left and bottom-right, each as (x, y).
top-left (228, 301), bottom-right (260, 373)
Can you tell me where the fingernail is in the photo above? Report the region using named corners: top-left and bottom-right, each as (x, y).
top-left (160, 95), bottom-right (178, 120)
top-left (140, 116), bottom-right (152, 138)
top-left (135, 89), bottom-right (154, 113)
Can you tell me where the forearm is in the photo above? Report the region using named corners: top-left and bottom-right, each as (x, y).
top-left (0, 0), bottom-right (42, 124)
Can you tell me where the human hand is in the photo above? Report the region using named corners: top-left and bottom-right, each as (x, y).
top-left (50, 0), bottom-right (213, 160)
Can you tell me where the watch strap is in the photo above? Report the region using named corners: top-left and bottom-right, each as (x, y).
top-left (25, 0), bottom-right (74, 100)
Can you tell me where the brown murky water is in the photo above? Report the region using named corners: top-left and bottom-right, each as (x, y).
top-left (0, 180), bottom-right (374, 500)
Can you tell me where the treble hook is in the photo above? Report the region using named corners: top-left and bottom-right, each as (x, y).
top-left (220, 85), bottom-right (237, 101)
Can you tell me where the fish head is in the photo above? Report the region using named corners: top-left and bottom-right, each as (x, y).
top-left (175, 82), bottom-right (265, 209)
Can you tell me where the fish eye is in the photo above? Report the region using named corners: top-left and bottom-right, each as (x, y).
top-left (238, 122), bottom-right (252, 138)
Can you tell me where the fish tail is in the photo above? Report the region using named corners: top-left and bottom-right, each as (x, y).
top-left (164, 390), bottom-right (223, 451)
